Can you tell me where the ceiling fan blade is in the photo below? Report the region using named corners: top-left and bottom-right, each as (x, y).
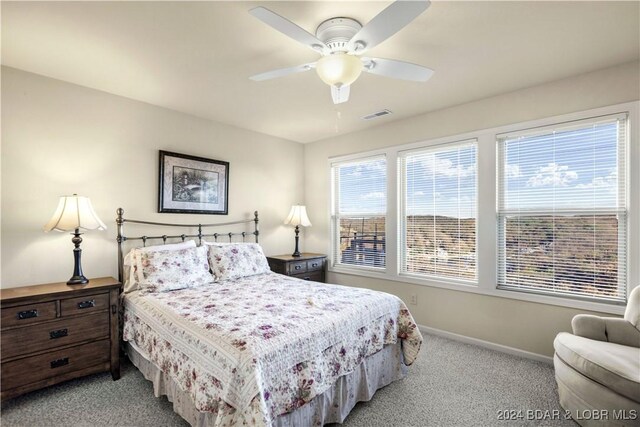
top-left (331, 85), bottom-right (350, 104)
top-left (249, 7), bottom-right (328, 54)
top-left (250, 62), bottom-right (316, 82)
top-left (362, 57), bottom-right (434, 82)
top-left (346, 0), bottom-right (430, 54)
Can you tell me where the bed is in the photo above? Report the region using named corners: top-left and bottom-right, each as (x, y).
top-left (116, 209), bottom-right (423, 426)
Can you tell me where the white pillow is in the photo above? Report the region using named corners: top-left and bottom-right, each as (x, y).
top-left (137, 246), bottom-right (212, 293)
top-left (123, 240), bottom-right (196, 293)
top-left (207, 243), bottom-right (270, 281)
top-left (202, 240), bottom-right (232, 245)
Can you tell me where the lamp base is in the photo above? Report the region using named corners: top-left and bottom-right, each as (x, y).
top-left (68, 229), bottom-right (89, 286)
top-left (67, 275), bottom-right (89, 286)
top-left (292, 225), bottom-right (302, 258)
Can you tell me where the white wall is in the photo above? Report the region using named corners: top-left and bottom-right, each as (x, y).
top-left (303, 61), bottom-right (640, 357)
top-left (1, 67), bottom-right (304, 287)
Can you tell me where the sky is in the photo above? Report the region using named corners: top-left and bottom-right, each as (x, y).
top-left (502, 122), bottom-right (620, 212)
top-left (337, 120), bottom-right (622, 218)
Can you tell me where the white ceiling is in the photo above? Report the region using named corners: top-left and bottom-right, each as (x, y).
top-left (2, 1), bottom-right (638, 143)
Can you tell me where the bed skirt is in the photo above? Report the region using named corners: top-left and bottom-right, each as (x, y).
top-left (126, 341), bottom-right (408, 426)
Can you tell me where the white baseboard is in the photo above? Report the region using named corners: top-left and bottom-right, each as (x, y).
top-left (418, 324), bottom-right (554, 365)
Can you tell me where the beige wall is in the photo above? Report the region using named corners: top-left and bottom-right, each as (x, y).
top-left (1, 67), bottom-right (304, 287)
top-left (304, 61), bottom-right (640, 357)
top-left (3, 61), bottom-right (638, 357)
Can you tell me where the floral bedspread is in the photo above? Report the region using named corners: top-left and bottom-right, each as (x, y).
top-left (123, 272), bottom-right (422, 426)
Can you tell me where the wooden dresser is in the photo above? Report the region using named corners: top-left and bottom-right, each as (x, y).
top-left (0, 277), bottom-right (121, 401)
top-left (266, 253), bottom-right (327, 283)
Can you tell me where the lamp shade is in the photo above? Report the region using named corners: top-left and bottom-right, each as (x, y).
top-left (316, 53), bottom-right (363, 87)
top-left (43, 195), bottom-right (107, 232)
top-left (284, 205), bottom-right (312, 227)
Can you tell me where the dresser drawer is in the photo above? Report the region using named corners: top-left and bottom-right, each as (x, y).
top-left (287, 260), bottom-right (308, 274)
top-left (1, 312), bottom-right (109, 361)
top-left (306, 259), bottom-right (324, 272)
top-left (61, 293), bottom-right (109, 317)
top-left (1, 339), bottom-right (110, 392)
top-left (1, 302), bottom-right (57, 329)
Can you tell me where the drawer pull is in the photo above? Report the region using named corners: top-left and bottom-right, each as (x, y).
top-left (303, 276), bottom-right (311, 281)
top-left (50, 357), bottom-right (69, 369)
top-left (49, 328), bottom-right (68, 339)
top-left (294, 265), bottom-right (302, 270)
top-left (17, 309), bottom-right (38, 320)
top-left (77, 299), bottom-right (95, 309)
top-left (311, 263), bottom-right (319, 268)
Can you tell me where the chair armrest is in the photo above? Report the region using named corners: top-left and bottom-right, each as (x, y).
top-left (572, 315), bottom-right (640, 347)
top-left (572, 315), bottom-right (607, 341)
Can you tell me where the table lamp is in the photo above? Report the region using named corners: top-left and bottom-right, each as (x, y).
top-left (44, 194), bottom-right (106, 285)
top-left (284, 205), bottom-right (312, 257)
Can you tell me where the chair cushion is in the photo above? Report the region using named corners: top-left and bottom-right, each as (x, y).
top-left (554, 332), bottom-right (640, 402)
top-left (625, 286), bottom-right (640, 331)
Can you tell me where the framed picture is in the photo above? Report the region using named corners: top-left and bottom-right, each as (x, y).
top-left (158, 150), bottom-right (229, 215)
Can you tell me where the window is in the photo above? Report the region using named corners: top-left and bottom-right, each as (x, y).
top-left (331, 155), bottom-right (386, 269)
top-left (497, 114), bottom-right (628, 302)
top-left (400, 140), bottom-right (477, 281)
top-left (328, 102), bottom-right (636, 312)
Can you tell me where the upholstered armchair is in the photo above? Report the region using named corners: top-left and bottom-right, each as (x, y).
top-left (553, 286), bottom-right (640, 426)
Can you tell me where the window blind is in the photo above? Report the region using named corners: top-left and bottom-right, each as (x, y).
top-left (497, 113), bottom-right (628, 303)
top-left (400, 140), bottom-right (477, 280)
top-left (331, 156), bottom-right (387, 268)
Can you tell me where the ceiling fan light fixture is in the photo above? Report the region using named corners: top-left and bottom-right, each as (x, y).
top-left (316, 53), bottom-right (362, 87)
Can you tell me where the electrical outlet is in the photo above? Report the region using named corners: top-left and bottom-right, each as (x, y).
top-left (410, 294), bottom-right (417, 305)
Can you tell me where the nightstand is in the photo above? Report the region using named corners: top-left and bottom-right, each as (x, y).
top-left (267, 253), bottom-right (327, 283)
top-left (0, 277), bottom-right (121, 401)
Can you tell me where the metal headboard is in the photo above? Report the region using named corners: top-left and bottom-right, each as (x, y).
top-left (115, 208), bottom-right (259, 283)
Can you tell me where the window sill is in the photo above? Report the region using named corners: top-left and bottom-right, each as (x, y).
top-left (330, 264), bottom-right (388, 280)
top-left (328, 266), bottom-right (627, 316)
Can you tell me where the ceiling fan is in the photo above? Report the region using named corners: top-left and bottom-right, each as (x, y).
top-left (249, 0), bottom-right (434, 105)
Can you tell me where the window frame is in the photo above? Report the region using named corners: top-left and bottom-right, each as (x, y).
top-left (327, 101), bottom-right (638, 315)
top-left (496, 114), bottom-right (629, 303)
top-left (398, 138), bottom-right (479, 285)
top-left (330, 152), bottom-right (389, 273)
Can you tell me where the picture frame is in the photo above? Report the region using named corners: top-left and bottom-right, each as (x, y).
top-left (158, 150), bottom-right (229, 215)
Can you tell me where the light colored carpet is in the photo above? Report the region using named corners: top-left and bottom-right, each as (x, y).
top-left (0, 333), bottom-right (572, 426)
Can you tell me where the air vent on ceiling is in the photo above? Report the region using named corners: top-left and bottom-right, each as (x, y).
top-left (362, 109), bottom-right (393, 120)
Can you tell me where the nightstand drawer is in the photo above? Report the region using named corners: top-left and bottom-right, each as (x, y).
top-left (307, 259), bottom-right (324, 271)
top-left (266, 254), bottom-right (327, 283)
top-left (61, 293), bottom-right (109, 317)
top-left (1, 312), bottom-right (109, 361)
top-left (1, 339), bottom-right (110, 392)
top-left (291, 271), bottom-right (324, 282)
top-left (287, 260), bottom-right (308, 274)
top-left (1, 302), bottom-right (57, 329)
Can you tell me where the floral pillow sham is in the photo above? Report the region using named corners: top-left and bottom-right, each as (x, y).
top-left (123, 240), bottom-right (196, 293)
top-left (136, 245), bottom-right (212, 293)
top-left (207, 243), bottom-right (270, 281)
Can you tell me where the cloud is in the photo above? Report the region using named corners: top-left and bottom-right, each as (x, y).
top-left (576, 170), bottom-right (617, 190)
top-left (346, 160), bottom-right (386, 177)
top-left (409, 155), bottom-right (476, 178)
top-left (527, 163), bottom-right (578, 187)
top-left (506, 164), bottom-right (522, 178)
top-left (360, 191), bottom-right (385, 200)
